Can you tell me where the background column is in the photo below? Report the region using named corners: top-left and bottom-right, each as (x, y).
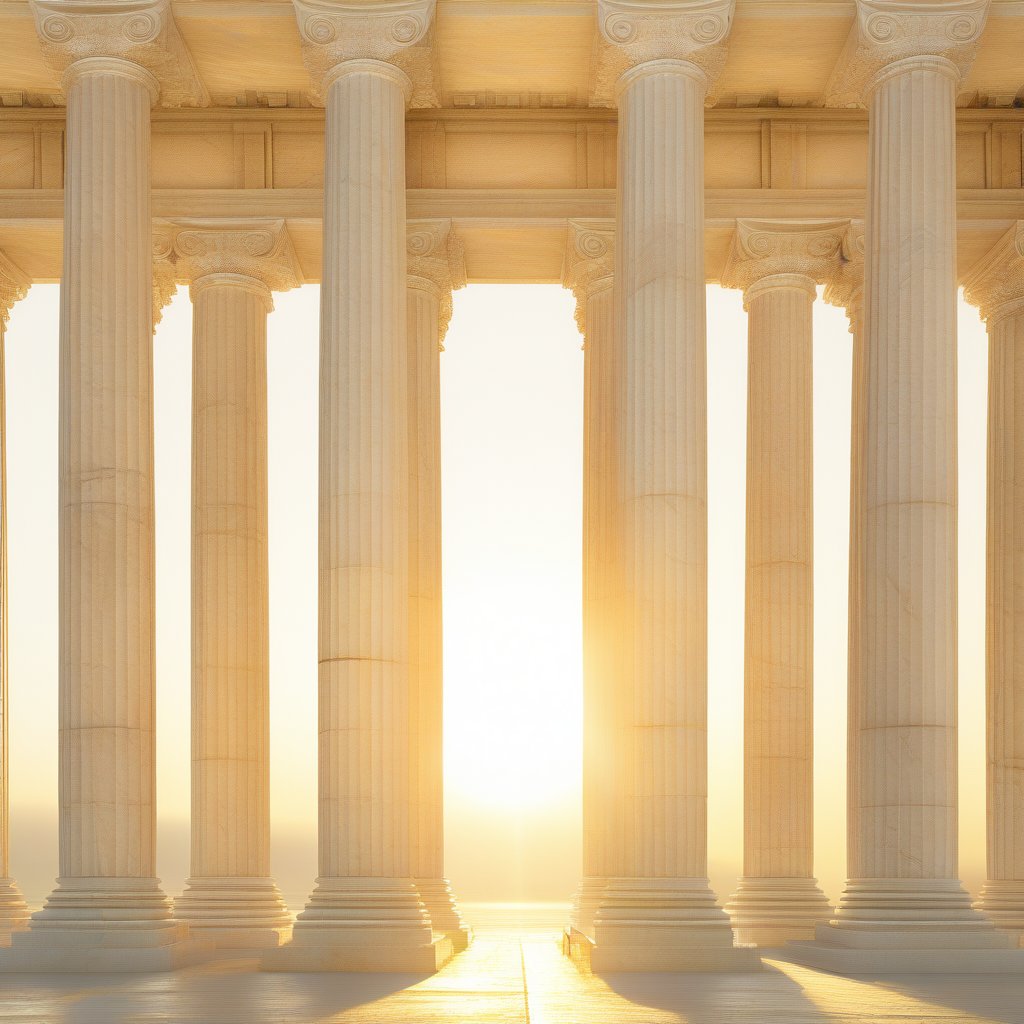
top-left (964, 223), bottom-right (1024, 946)
top-left (722, 220), bottom-right (845, 946)
top-left (589, 0), bottom-right (759, 972)
top-left (4, 0), bottom-right (206, 972)
top-left (788, 0), bottom-right (1021, 973)
top-left (0, 254), bottom-right (29, 944)
top-left (168, 221), bottom-right (301, 951)
top-left (562, 221), bottom-right (617, 941)
top-left (405, 219), bottom-right (468, 949)
top-left (268, 0), bottom-right (445, 973)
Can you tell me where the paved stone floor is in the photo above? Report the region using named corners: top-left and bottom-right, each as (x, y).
top-left (3, 926), bottom-right (1024, 1024)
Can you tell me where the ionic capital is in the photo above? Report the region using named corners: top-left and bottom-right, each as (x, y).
top-left (592, 0), bottom-right (734, 107)
top-left (157, 219), bottom-right (303, 309)
top-left (151, 233), bottom-right (178, 328)
top-left (0, 252), bottom-right (29, 328)
top-left (824, 220), bottom-right (866, 336)
top-left (562, 220), bottom-right (614, 337)
top-left (30, 0), bottom-right (208, 108)
top-left (293, 0), bottom-right (437, 108)
top-left (826, 0), bottom-right (989, 107)
top-left (407, 220), bottom-right (466, 349)
top-left (963, 222), bottom-right (1024, 328)
top-left (721, 219), bottom-right (848, 307)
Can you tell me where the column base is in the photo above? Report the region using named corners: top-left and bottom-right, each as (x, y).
top-left (725, 876), bottom-right (832, 945)
top-left (415, 877), bottom-right (471, 951)
top-left (0, 878), bottom-right (30, 946)
top-left (175, 876), bottom-right (293, 951)
top-left (977, 880), bottom-right (1024, 946)
top-left (584, 878), bottom-right (762, 972)
top-left (568, 876), bottom-right (606, 940)
top-left (778, 879), bottom-right (1024, 974)
top-left (0, 877), bottom-right (209, 973)
top-left (261, 876), bottom-right (454, 973)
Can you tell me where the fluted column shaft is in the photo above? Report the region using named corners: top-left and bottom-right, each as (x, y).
top-left (979, 294), bottom-right (1024, 938)
top-left (276, 55), bottom-right (436, 969)
top-left (175, 272), bottom-right (291, 947)
top-left (590, 54), bottom-right (755, 972)
top-left (406, 271), bottom-right (465, 944)
top-left (0, 300), bottom-right (29, 939)
top-left (853, 57), bottom-right (959, 889)
top-left (743, 277), bottom-right (815, 880)
top-left (725, 275), bottom-right (831, 945)
top-left (578, 278), bottom-right (617, 931)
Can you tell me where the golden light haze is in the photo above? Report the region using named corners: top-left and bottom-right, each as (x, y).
top-left (3, 282), bottom-right (989, 907)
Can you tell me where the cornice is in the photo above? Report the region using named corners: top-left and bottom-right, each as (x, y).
top-left (407, 218), bottom-right (466, 347)
top-left (0, 251), bottom-right (29, 326)
top-left (292, 0), bottom-right (438, 108)
top-left (825, 0), bottom-right (989, 107)
top-left (962, 221), bottom-right (1024, 325)
top-left (591, 0), bottom-right (735, 107)
top-left (562, 219), bottom-right (614, 336)
top-left (721, 218), bottom-right (848, 299)
top-left (155, 218), bottom-right (303, 298)
top-left (823, 218), bottom-right (865, 334)
top-left (29, 0), bottom-right (208, 108)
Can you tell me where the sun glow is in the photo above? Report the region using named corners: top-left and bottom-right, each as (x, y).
top-left (440, 285), bottom-right (584, 813)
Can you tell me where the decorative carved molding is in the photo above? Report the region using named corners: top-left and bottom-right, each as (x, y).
top-left (591, 0), bottom-right (735, 107)
top-left (562, 219), bottom-right (614, 336)
top-left (407, 219), bottom-right (466, 349)
top-left (156, 218), bottom-right (303, 301)
top-left (0, 251), bottom-right (29, 326)
top-left (823, 219), bottom-right (866, 334)
top-left (293, 0), bottom-right (438, 108)
top-left (721, 218), bottom-right (848, 300)
top-left (963, 221), bottom-right (1024, 325)
top-left (825, 0), bottom-right (989, 107)
top-left (29, 0), bottom-right (208, 108)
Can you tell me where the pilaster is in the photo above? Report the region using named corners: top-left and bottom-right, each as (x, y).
top-left (963, 223), bottom-right (1024, 946)
top-left (562, 220), bottom-right (616, 941)
top-left (0, 254), bottom-right (30, 946)
top-left (405, 219), bottom-right (468, 950)
top-left (721, 220), bottom-right (844, 946)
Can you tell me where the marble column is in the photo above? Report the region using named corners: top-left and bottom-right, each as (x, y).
top-left (405, 219), bottom-right (468, 949)
top-left (266, 0), bottom-right (448, 973)
top-left (562, 221), bottom-right (617, 942)
top-left (722, 221), bottom-right (845, 946)
top-left (3, 0), bottom-right (206, 973)
top-left (824, 221), bottom-right (866, 901)
top-left (166, 221), bottom-right (301, 951)
top-left (0, 254), bottom-right (30, 945)
top-left (786, 0), bottom-right (1022, 974)
top-left (964, 222), bottom-right (1024, 947)
top-left (587, 0), bottom-right (758, 973)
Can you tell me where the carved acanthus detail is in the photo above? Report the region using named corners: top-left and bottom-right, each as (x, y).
top-left (591, 0), bottom-right (735, 107)
top-left (722, 219), bottom-right (848, 302)
top-left (30, 0), bottom-right (208, 107)
top-left (0, 252), bottom-right (29, 327)
top-left (963, 222), bottom-right (1024, 326)
top-left (824, 220), bottom-right (866, 335)
top-left (407, 219), bottom-right (466, 349)
top-left (151, 229), bottom-right (178, 328)
top-left (826, 0), bottom-right (989, 107)
top-left (293, 0), bottom-right (438, 108)
top-left (156, 219), bottom-right (303, 304)
top-left (562, 220), bottom-right (614, 337)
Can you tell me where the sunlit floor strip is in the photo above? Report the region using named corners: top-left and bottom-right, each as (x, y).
top-left (1, 935), bottom-right (1024, 1023)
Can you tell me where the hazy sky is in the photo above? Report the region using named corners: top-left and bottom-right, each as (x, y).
top-left (3, 281), bottom-right (989, 908)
